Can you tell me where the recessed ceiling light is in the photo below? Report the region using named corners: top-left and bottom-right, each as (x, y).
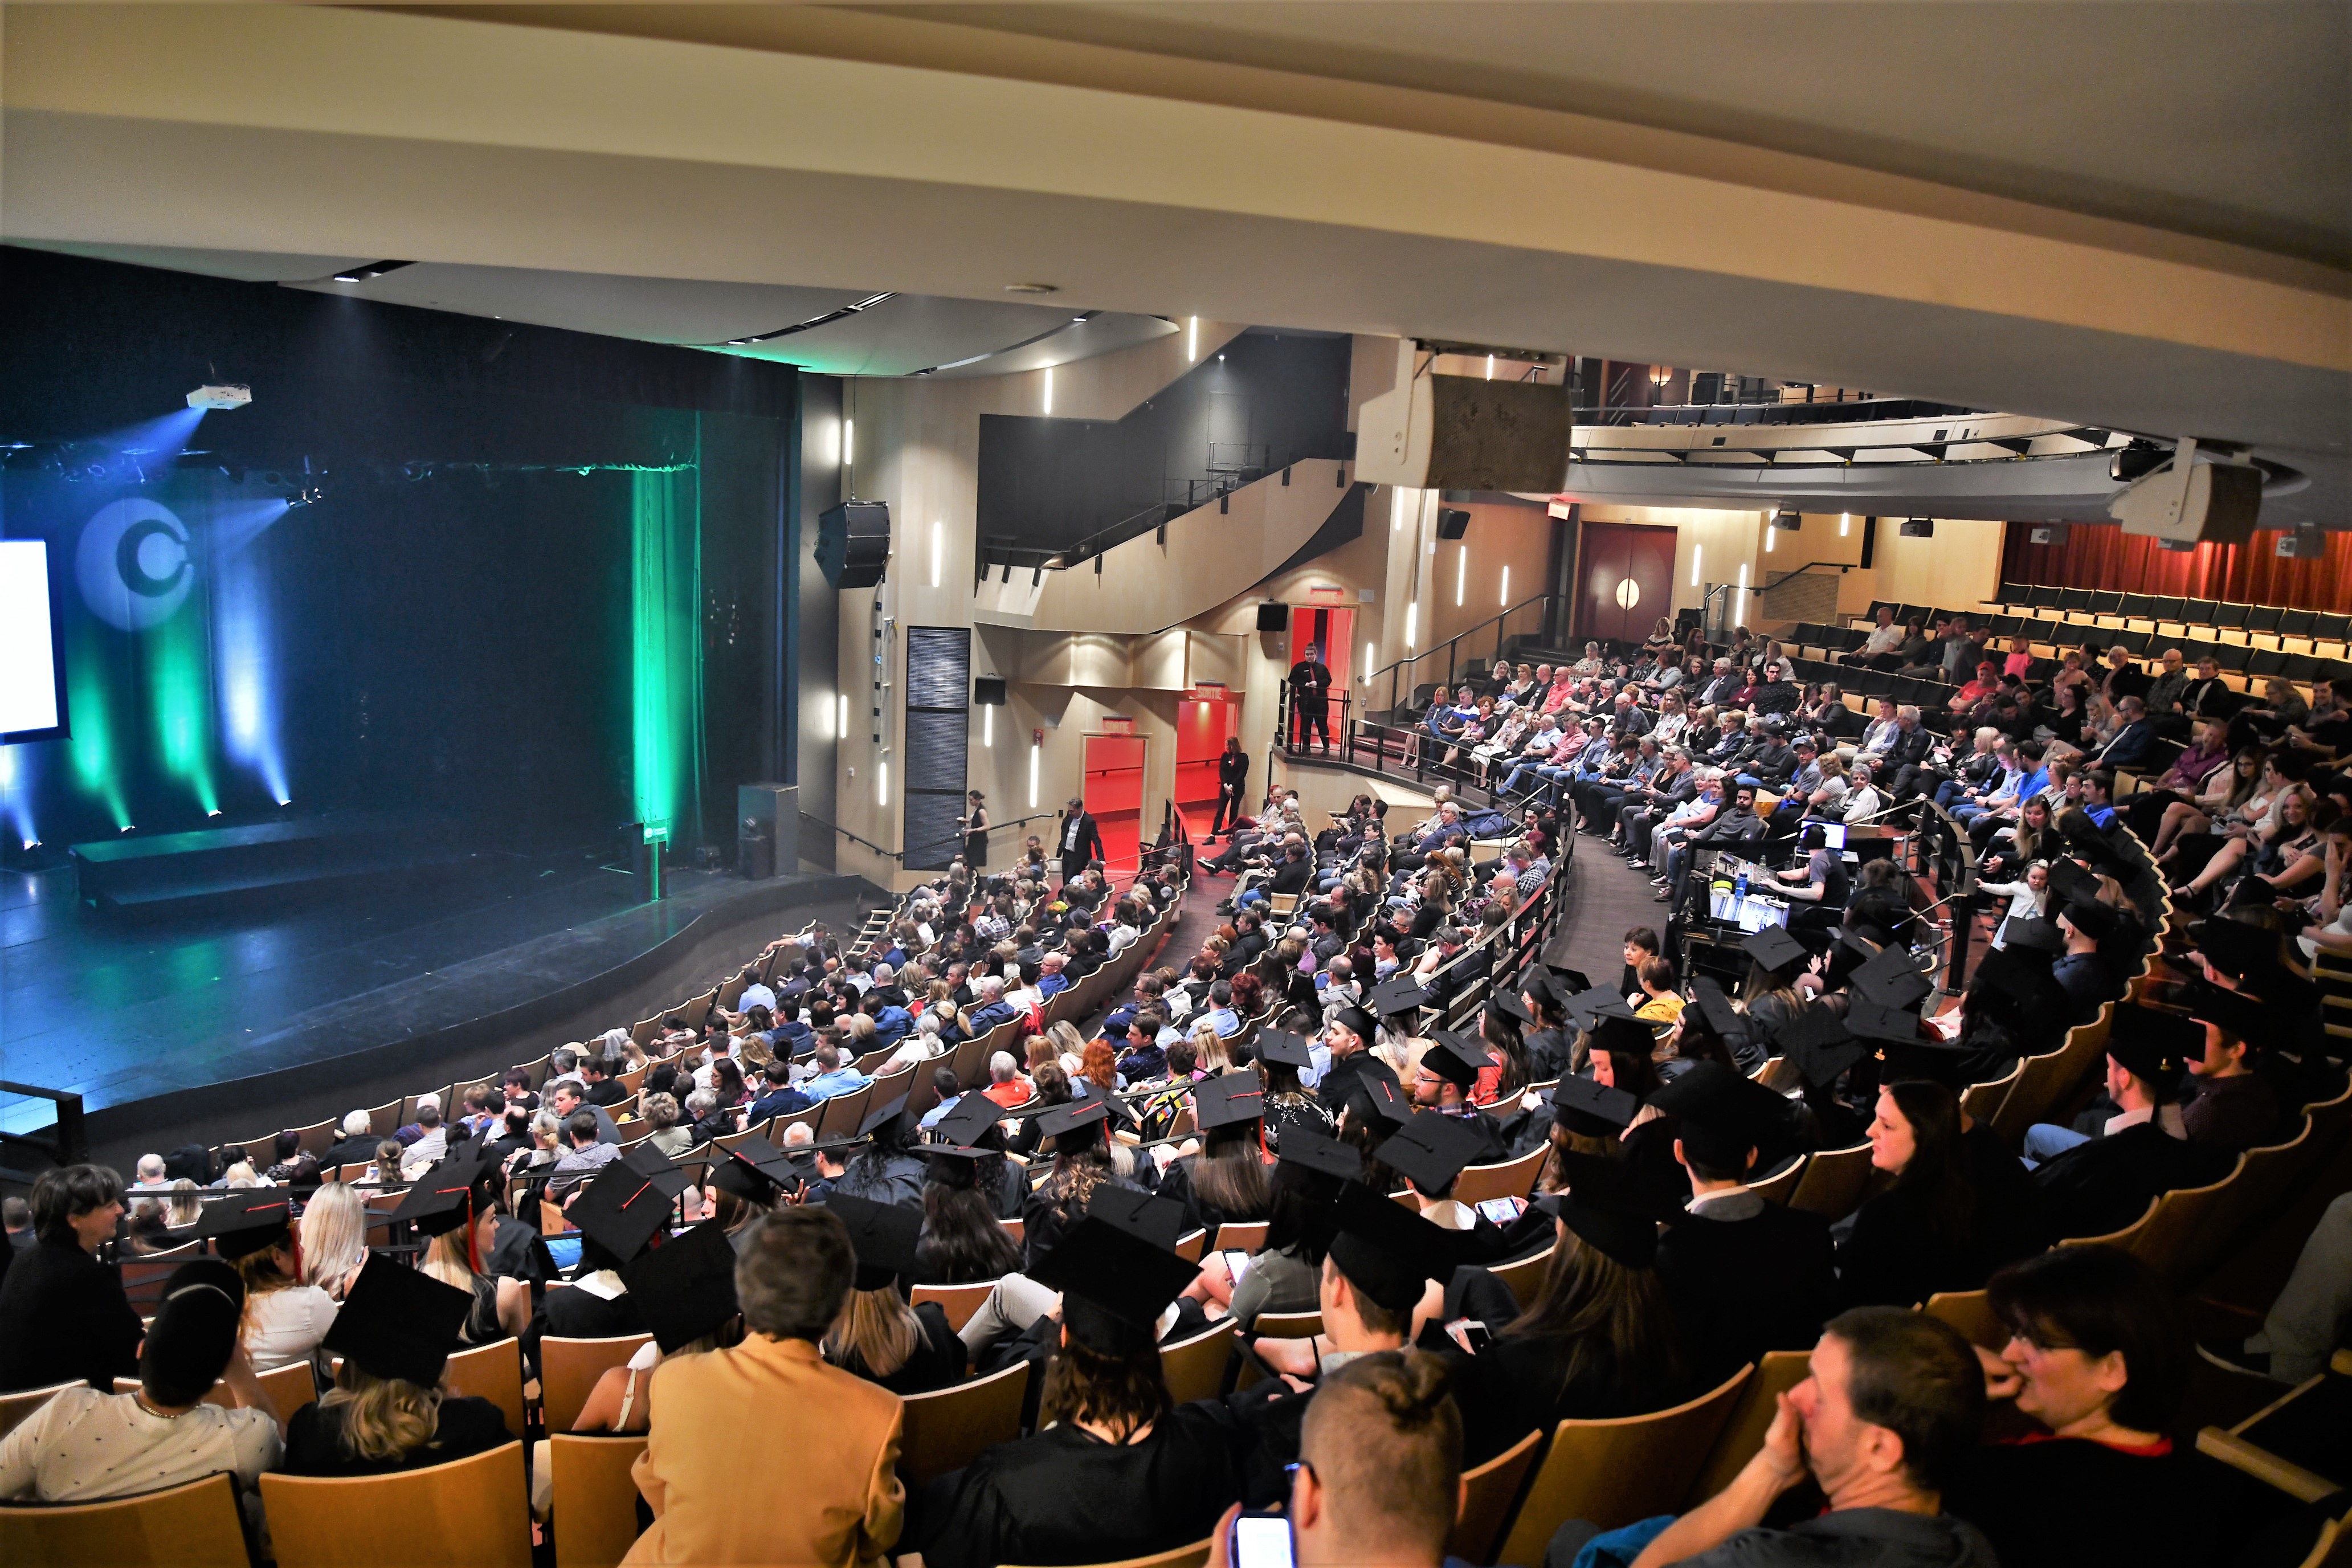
top-left (1004, 282), bottom-right (1059, 294)
top-left (329, 259), bottom-right (414, 283)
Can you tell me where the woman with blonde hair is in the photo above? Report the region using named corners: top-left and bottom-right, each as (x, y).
top-left (165, 1177), bottom-right (203, 1229)
top-left (422, 1194), bottom-right (530, 1344)
top-left (285, 1258), bottom-right (512, 1476)
top-left (298, 1181), bottom-right (369, 1300)
top-left (1191, 1017), bottom-right (1234, 1074)
top-left (1046, 1020), bottom-right (1088, 1067)
top-left (639, 1091), bottom-right (693, 1158)
top-left (821, 1198), bottom-right (962, 1395)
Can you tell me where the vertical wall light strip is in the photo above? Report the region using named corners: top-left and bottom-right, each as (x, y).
top-left (1186, 317), bottom-right (1198, 362)
top-left (1391, 488), bottom-right (1404, 532)
top-left (1736, 562), bottom-right (1749, 627)
top-left (1028, 741), bottom-right (1040, 807)
top-left (1485, 354), bottom-right (1495, 381)
top-left (837, 692), bottom-right (850, 740)
top-left (1691, 544), bottom-right (1703, 587)
top-left (1404, 600), bottom-right (1418, 650)
top-left (1455, 545), bottom-right (1467, 607)
top-left (1363, 640), bottom-right (1374, 681)
top-left (843, 418), bottom-right (855, 468)
top-left (1500, 564), bottom-right (1510, 606)
top-left (1840, 512), bottom-right (1851, 537)
top-left (983, 705), bottom-right (994, 747)
top-left (1765, 521), bottom-right (1776, 552)
top-left (878, 760), bottom-right (888, 806)
top-left (1043, 366), bottom-right (1054, 416)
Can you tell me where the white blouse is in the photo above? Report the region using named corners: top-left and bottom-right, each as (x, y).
top-left (242, 1284), bottom-right (340, 1373)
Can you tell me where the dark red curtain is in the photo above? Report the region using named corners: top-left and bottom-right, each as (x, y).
top-left (2000, 522), bottom-right (2352, 613)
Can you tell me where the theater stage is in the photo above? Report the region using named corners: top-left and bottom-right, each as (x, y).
top-left (2, 841), bottom-right (869, 1167)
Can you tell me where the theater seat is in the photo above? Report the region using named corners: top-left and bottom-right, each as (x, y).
top-left (0, 1471), bottom-right (248, 1568)
top-left (548, 1434), bottom-right (649, 1568)
top-left (259, 1440), bottom-right (531, 1568)
top-left (897, 1359), bottom-right (1034, 1487)
top-left (1448, 1427), bottom-right (1544, 1565)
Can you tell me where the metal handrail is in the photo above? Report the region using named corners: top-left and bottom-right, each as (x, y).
top-left (1759, 558), bottom-right (1856, 591)
top-left (1363, 594), bottom-right (1566, 718)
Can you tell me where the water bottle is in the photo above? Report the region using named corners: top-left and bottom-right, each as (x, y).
top-left (1734, 867), bottom-right (1749, 900)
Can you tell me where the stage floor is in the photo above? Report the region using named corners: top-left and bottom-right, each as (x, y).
top-left (1, 845), bottom-right (864, 1147)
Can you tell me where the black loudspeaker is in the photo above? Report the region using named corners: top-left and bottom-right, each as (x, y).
top-left (816, 500), bottom-right (891, 589)
top-left (1900, 518), bottom-right (1936, 538)
top-left (1435, 507), bottom-right (1471, 539)
top-left (1255, 602), bottom-right (1290, 632)
top-left (973, 677), bottom-right (1008, 705)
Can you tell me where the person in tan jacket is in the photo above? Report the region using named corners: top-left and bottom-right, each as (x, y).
top-left (626, 1207), bottom-right (905, 1567)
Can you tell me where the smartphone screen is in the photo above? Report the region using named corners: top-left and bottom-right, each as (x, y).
top-left (1475, 1196), bottom-right (1525, 1224)
top-left (1223, 1250), bottom-right (1254, 1284)
top-left (1230, 1513), bottom-right (1297, 1568)
top-left (1446, 1318), bottom-right (1493, 1355)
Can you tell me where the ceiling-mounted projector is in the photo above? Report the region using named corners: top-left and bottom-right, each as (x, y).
top-left (186, 384), bottom-right (251, 411)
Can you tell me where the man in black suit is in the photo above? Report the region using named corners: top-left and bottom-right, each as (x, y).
top-left (1288, 643), bottom-right (1335, 753)
top-left (1651, 1065), bottom-right (1837, 1385)
top-left (1055, 796), bottom-right (1104, 884)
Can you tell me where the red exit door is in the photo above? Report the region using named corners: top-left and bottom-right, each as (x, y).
top-left (1081, 733), bottom-right (1147, 887)
top-left (1577, 522), bottom-right (1677, 646)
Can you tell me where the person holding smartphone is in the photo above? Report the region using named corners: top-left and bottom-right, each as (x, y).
top-left (1204, 1350), bottom-right (1465, 1568)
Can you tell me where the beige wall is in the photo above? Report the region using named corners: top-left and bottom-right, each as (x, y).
top-left (1832, 517), bottom-right (2007, 621)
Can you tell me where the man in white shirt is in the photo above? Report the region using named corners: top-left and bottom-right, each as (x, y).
top-left (130, 1153), bottom-right (169, 1190)
top-left (0, 1259), bottom-right (281, 1502)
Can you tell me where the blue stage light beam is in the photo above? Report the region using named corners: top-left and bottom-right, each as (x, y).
top-left (211, 498), bottom-right (291, 805)
top-left (0, 744), bottom-right (34, 849)
top-left (103, 407), bottom-right (207, 464)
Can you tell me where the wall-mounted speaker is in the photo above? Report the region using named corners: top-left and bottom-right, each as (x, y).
top-left (2110, 444), bottom-right (2262, 548)
top-left (1435, 508), bottom-right (1471, 540)
top-left (816, 500), bottom-right (891, 590)
top-left (2028, 524), bottom-right (2072, 547)
top-left (1255, 602), bottom-right (1291, 632)
top-left (973, 676), bottom-right (1008, 705)
top-left (2277, 525), bottom-right (2326, 560)
top-left (1899, 518), bottom-right (1936, 538)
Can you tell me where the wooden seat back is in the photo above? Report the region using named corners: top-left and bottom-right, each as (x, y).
top-left (1003, 1537), bottom-right (1214, 1568)
top-left (0, 1471), bottom-right (248, 1568)
top-left (259, 1440), bottom-right (530, 1566)
top-left (1786, 1141), bottom-right (1875, 1219)
top-left (1491, 1243), bottom-right (1557, 1311)
top-left (1452, 1144), bottom-right (1549, 1207)
top-left (443, 1339), bottom-right (528, 1441)
top-left (1685, 1353), bottom-right (1811, 1506)
top-left (1448, 1427), bottom-right (1544, 1566)
top-left (0, 1381), bottom-right (82, 1441)
top-left (897, 1359), bottom-right (1034, 1488)
top-left (910, 1281), bottom-right (998, 1334)
top-left (548, 1434), bottom-right (650, 1568)
top-left (1160, 1320), bottom-right (1239, 1406)
top-left (1732, 1153), bottom-right (1807, 1206)
top-left (1211, 1221), bottom-right (1269, 1255)
top-left (1922, 1290), bottom-right (2006, 1349)
top-left (1494, 1364), bottom-right (1753, 1566)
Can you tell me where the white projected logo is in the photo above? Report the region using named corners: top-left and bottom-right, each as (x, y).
top-left (78, 499), bottom-right (194, 630)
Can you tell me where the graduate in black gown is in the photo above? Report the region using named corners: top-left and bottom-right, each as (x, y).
top-left (1647, 1064), bottom-right (1836, 1386)
top-left (2030, 1019), bottom-right (2236, 1240)
top-left (830, 1097), bottom-right (928, 1208)
top-left (917, 1217), bottom-right (1244, 1568)
top-left (818, 1193), bottom-right (964, 1395)
top-left (1152, 1076), bottom-right (1275, 1240)
top-left (931, 1092), bottom-right (1028, 1220)
top-left (533, 1152), bottom-right (687, 1344)
top-left (286, 1255), bottom-right (512, 1476)
top-left (1019, 1100), bottom-right (1152, 1271)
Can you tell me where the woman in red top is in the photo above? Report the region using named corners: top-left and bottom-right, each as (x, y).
top-left (1942, 1246), bottom-right (2213, 1568)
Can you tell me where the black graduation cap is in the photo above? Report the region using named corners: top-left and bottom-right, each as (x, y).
top-left (1838, 925), bottom-right (1893, 956)
top-left (1514, 965), bottom-right (1562, 1008)
top-left (620, 1145), bottom-right (694, 1201)
top-left (189, 1189), bottom-right (296, 1260)
top-left (1851, 944), bottom-right (1933, 1011)
top-left (567, 1161), bottom-right (680, 1267)
top-left (1326, 1184), bottom-right (1455, 1312)
top-left (1072, 1080), bottom-right (1143, 1130)
top-left (858, 1095), bottom-right (913, 1141)
top-left (2059, 897), bottom-right (2120, 942)
top-left (1490, 988), bottom-right (1537, 1027)
top-left (621, 1220), bottom-right (740, 1352)
top-left (1584, 1014), bottom-right (1657, 1060)
top-left (390, 1153), bottom-right (499, 1239)
top-left (1776, 1007), bottom-right (1867, 1087)
top-left (2044, 856), bottom-right (2102, 907)
top-left (1550, 1075), bottom-right (1640, 1132)
top-left (1329, 1004), bottom-right (1380, 1040)
top-left (1967, 945), bottom-right (2069, 1021)
top-left (1027, 1216), bottom-right (1200, 1355)
top-left (1532, 1154), bottom-right (1669, 1268)
top-left (1421, 1030), bottom-right (1489, 1091)
top-left (923, 1144), bottom-right (992, 1188)
top-left (1647, 1061), bottom-right (1781, 1145)
top-left (1035, 1099), bottom-right (1109, 1149)
top-left (2194, 916), bottom-right (2284, 982)
top-left (1375, 1110), bottom-right (1492, 1193)
top-left (321, 1255), bottom-right (476, 1387)
top-left (2105, 1008), bottom-right (2198, 1092)
top-left (1877, 1032), bottom-right (1975, 1090)
top-left (1344, 1074), bottom-right (1412, 1130)
top-left (823, 1192), bottom-right (926, 1293)
top-left (1194, 1075), bottom-right (1268, 1133)
top-left (1086, 1186), bottom-right (1191, 1252)
top-left (932, 1092), bottom-right (1008, 1150)
top-left (710, 1137), bottom-right (792, 1203)
top-left (1254, 1028), bottom-right (1313, 1069)
top-left (1688, 978), bottom-right (1743, 1039)
top-left (1545, 965), bottom-right (1595, 995)
top-left (1845, 997), bottom-right (1925, 1046)
top-left (1276, 1128), bottom-right (1365, 1185)
top-left (2000, 917), bottom-right (2067, 956)
top-left (2178, 980), bottom-right (2265, 1047)
top-left (1565, 989), bottom-right (1640, 1027)
top-left (1741, 925), bottom-right (1809, 974)
top-left (1369, 975), bottom-right (1432, 1017)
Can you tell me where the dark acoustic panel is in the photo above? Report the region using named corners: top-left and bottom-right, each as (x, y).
top-left (901, 626), bottom-right (971, 871)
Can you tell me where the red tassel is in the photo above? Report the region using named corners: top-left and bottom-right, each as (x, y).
top-left (465, 1191), bottom-right (482, 1276)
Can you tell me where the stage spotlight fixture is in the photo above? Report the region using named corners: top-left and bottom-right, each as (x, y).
top-left (186, 384), bottom-right (251, 411)
top-left (330, 260), bottom-right (415, 283)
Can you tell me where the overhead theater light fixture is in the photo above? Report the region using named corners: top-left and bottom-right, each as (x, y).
top-left (721, 293), bottom-right (896, 348)
top-left (186, 384), bottom-right (251, 411)
top-left (329, 260), bottom-right (414, 283)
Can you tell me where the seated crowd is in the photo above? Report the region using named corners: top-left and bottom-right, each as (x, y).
top-left (2, 623), bottom-right (2346, 1568)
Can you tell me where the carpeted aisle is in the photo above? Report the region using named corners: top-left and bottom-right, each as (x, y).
top-left (1541, 828), bottom-right (1680, 992)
